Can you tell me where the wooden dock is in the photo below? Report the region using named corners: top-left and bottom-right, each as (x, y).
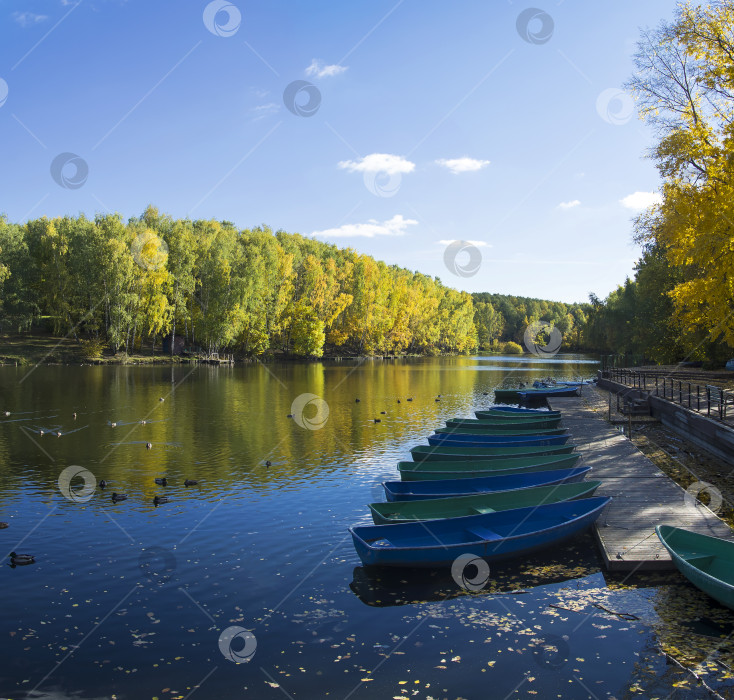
top-left (550, 395), bottom-right (733, 572)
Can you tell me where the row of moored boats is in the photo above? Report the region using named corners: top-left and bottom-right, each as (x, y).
top-left (349, 396), bottom-right (734, 614)
top-left (350, 403), bottom-right (611, 568)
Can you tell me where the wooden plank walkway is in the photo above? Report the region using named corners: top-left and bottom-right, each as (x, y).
top-left (550, 396), bottom-right (734, 572)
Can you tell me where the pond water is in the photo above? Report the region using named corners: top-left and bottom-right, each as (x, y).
top-left (1, 355), bottom-right (733, 699)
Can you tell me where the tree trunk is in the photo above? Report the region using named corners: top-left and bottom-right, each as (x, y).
top-left (171, 282), bottom-right (177, 357)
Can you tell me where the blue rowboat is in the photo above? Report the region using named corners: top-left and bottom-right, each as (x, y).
top-left (411, 444), bottom-right (575, 462)
top-left (434, 426), bottom-right (567, 437)
top-left (427, 433), bottom-right (570, 447)
top-left (494, 386), bottom-right (579, 402)
top-left (518, 386), bottom-right (580, 399)
top-left (349, 496), bottom-right (611, 567)
top-left (397, 455), bottom-right (582, 481)
top-left (383, 466), bottom-right (591, 501)
top-left (479, 406), bottom-right (561, 417)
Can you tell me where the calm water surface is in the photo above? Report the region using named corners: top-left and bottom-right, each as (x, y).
top-left (1, 355), bottom-right (732, 699)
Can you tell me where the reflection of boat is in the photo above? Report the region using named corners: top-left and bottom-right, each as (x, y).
top-left (398, 453), bottom-right (581, 481)
top-left (369, 481), bottom-right (601, 524)
top-left (349, 565), bottom-right (467, 607)
top-left (656, 525), bottom-right (734, 610)
top-left (349, 534), bottom-right (598, 606)
top-left (383, 466), bottom-right (591, 501)
top-left (349, 496), bottom-right (611, 567)
top-left (434, 425), bottom-right (567, 436)
top-left (411, 443), bottom-right (575, 462)
top-left (427, 433), bottom-right (570, 447)
top-left (447, 416), bottom-right (562, 430)
top-left (479, 406), bottom-right (561, 417)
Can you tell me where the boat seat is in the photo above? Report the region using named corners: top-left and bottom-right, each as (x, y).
top-left (472, 507), bottom-right (496, 514)
top-left (467, 526), bottom-right (503, 541)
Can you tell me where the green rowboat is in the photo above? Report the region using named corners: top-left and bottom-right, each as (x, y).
top-left (477, 408), bottom-right (562, 418)
top-left (411, 443), bottom-right (575, 462)
top-left (447, 416), bottom-right (562, 429)
top-left (434, 425), bottom-right (567, 436)
top-left (369, 480), bottom-right (601, 524)
top-left (656, 525), bottom-right (734, 610)
top-left (398, 453), bottom-right (581, 481)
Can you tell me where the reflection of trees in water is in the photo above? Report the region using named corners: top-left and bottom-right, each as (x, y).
top-left (645, 581), bottom-right (734, 692)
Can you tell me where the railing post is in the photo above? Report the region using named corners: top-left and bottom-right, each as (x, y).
top-left (688, 382), bottom-right (691, 408)
top-left (697, 385), bottom-right (700, 411)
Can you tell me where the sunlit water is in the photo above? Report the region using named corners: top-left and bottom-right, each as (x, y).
top-left (1, 356), bottom-right (732, 699)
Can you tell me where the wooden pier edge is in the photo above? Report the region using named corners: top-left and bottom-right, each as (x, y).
top-left (549, 395), bottom-right (733, 572)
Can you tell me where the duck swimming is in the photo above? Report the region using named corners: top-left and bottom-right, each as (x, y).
top-left (184, 479), bottom-right (198, 486)
top-left (9, 552), bottom-right (34, 565)
top-left (99, 479), bottom-right (107, 488)
top-left (111, 493), bottom-right (127, 501)
top-left (153, 495), bottom-right (169, 505)
top-left (146, 442), bottom-right (152, 450)
top-left (154, 477), bottom-right (167, 486)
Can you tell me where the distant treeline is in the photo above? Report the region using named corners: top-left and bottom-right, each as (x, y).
top-left (0, 207), bottom-right (481, 357)
top-left (472, 293), bottom-right (589, 352)
top-left (0, 207), bottom-right (597, 358)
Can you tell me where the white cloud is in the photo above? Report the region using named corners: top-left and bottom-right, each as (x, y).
top-left (435, 157), bottom-right (490, 174)
top-left (338, 153), bottom-right (415, 175)
top-left (557, 200), bottom-right (581, 210)
top-left (437, 239), bottom-right (492, 248)
top-left (305, 59), bottom-right (347, 79)
top-left (13, 11), bottom-right (48, 26)
top-left (249, 102), bottom-right (279, 121)
top-left (620, 191), bottom-right (662, 210)
top-left (312, 214), bottom-right (417, 238)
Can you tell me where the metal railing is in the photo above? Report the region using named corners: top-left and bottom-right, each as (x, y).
top-left (608, 368), bottom-right (734, 420)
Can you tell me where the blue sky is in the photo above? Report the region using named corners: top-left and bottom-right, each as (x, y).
top-left (1, 0), bottom-right (679, 303)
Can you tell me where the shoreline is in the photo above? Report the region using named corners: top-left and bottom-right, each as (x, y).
top-left (0, 331), bottom-right (592, 367)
